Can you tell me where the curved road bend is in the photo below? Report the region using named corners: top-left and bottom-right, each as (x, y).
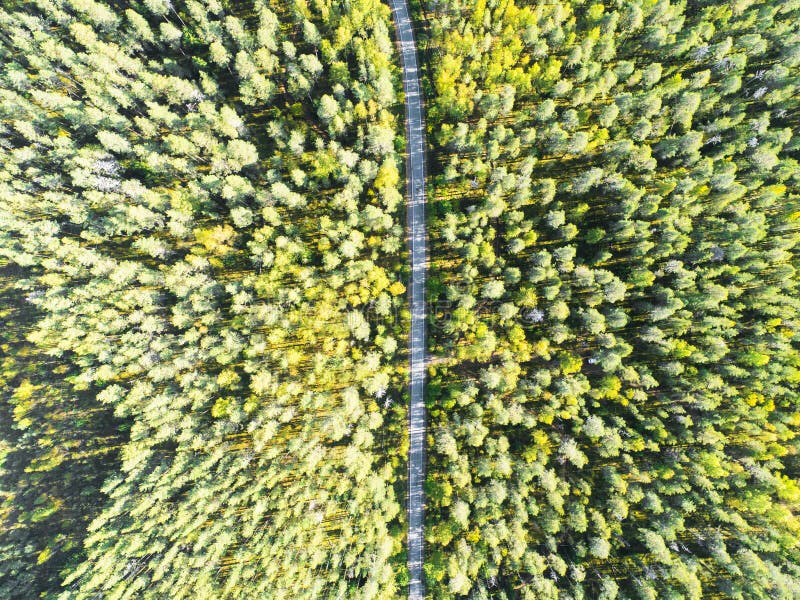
top-left (388, 0), bottom-right (427, 598)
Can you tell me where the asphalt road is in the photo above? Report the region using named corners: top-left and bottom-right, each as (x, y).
top-left (388, 1), bottom-right (427, 598)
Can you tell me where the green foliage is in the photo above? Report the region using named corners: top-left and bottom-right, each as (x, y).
top-left (2, 0), bottom-right (800, 598)
top-left (422, 0), bottom-right (800, 597)
top-left (0, 263), bottom-right (125, 600)
top-left (0, 0), bottom-right (408, 597)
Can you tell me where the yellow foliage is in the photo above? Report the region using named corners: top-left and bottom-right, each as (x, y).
top-left (671, 339), bottom-right (695, 359)
top-left (777, 474), bottom-right (800, 502)
top-left (694, 184), bottom-right (710, 197)
top-left (746, 392), bottom-right (764, 407)
top-left (211, 397), bottom-right (232, 418)
top-left (217, 369), bottom-right (240, 388)
top-left (597, 375), bottom-right (621, 400)
top-left (12, 379), bottom-right (37, 429)
top-left (435, 55), bottom-right (462, 96)
top-left (194, 224), bottom-right (236, 256)
top-left (374, 158), bottom-right (400, 190)
top-left (543, 57), bottom-right (562, 82)
top-left (767, 317), bottom-right (783, 329)
top-left (243, 396), bottom-right (259, 414)
top-left (768, 184), bottom-right (787, 196)
top-left (37, 546), bottom-right (52, 565)
top-left (368, 267), bottom-right (390, 292)
top-left (523, 446), bottom-right (538, 463)
top-left (559, 352), bottom-right (582, 375)
top-left (532, 339), bottom-right (551, 359)
top-left (14, 378), bottom-right (36, 401)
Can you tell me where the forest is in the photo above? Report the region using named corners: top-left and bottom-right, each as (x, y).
top-left (0, 0), bottom-right (799, 599)
top-left (420, 0), bottom-right (800, 598)
top-left (0, 0), bottom-right (409, 597)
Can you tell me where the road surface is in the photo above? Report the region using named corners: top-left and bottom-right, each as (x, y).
top-left (388, 1), bottom-right (427, 598)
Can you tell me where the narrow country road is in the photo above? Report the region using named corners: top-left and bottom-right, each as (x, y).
top-left (388, 1), bottom-right (427, 598)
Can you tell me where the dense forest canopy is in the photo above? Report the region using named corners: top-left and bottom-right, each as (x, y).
top-left (0, 0), bottom-right (409, 597)
top-left (1, 0), bottom-right (800, 598)
top-left (421, 0), bottom-right (800, 597)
